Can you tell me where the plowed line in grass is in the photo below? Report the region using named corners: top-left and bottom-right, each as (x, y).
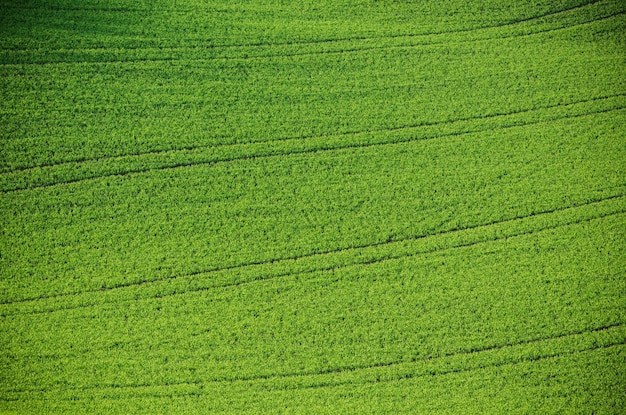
top-left (2, 101), bottom-right (624, 194)
top-left (0, 0), bottom-right (603, 54)
top-left (1, 194), bottom-right (623, 315)
top-left (3, 321), bottom-right (622, 396)
top-left (194, 208), bottom-right (626, 297)
top-left (3, 206), bottom-right (622, 322)
top-left (3, 91), bottom-right (623, 176)
top-left (1, 6), bottom-right (621, 67)
top-left (324, 323), bottom-right (626, 381)
top-left (212, 11), bottom-right (626, 63)
top-left (278, 338), bottom-right (626, 392)
top-left (5, 340), bottom-right (624, 401)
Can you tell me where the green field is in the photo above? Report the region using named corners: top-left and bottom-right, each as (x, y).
top-left (1, 0), bottom-right (625, 413)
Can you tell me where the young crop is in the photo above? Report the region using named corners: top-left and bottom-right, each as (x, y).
top-left (1, 0), bottom-right (624, 413)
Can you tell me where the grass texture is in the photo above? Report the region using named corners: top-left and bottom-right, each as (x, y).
top-left (1, 0), bottom-right (625, 413)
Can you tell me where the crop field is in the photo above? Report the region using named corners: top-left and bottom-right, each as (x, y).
top-left (1, 0), bottom-right (625, 413)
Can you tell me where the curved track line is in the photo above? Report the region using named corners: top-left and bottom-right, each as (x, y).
top-left (1, 194), bottom-right (623, 312)
top-left (0, 212), bottom-right (620, 320)
top-left (3, 91), bottom-right (624, 176)
top-left (0, 0), bottom-right (604, 55)
top-left (210, 10), bottom-right (626, 64)
top-left (7, 207), bottom-right (625, 318)
top-left (3, 321), bottom-right (622, 395)
top-left (1, 5), bottom-right (621, 67)
top-left (4, 341), bottom-right (624, 400)
top-left (287, 339), bottom-right (626, 391)
top-left (0, 208), bottom-right (618, 318)
top-left (2, 103), bottom-right (624, 195)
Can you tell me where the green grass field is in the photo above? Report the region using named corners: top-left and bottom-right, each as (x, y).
top-left (1, 0), bottom-right (625, 413)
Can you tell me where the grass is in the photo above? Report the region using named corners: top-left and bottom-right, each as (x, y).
top-left (1, 0), bottom-right (625, 413)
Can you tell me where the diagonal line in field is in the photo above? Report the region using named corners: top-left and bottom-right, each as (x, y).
top-left (5, 205), bottom-right (624, 319)
top-left (0, 0), bottom-right (615, 65)
top-left (3, 320), bottom-right (622, 396)
top-left (202, 10), bottom-right (626, 65)
top-left (0, 0), bottom-right (604, 53)
top-left (2, 97), bottom-right (625, 194)
top-left (3, 91), bottom-right (624, 176)
top-left (280, 337), bottom-right (626, 392)
top-left (1, 194), bottom-right (623, 315)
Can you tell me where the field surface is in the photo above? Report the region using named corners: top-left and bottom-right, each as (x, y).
top-left (1, 0), bottom-right (625, 413)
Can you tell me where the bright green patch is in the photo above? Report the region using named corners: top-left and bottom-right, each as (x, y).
top-left (1, 0), bottom-right (625, 413)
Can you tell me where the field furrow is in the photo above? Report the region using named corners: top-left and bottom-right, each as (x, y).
top-left (1, 0), bottom-right (624, 413)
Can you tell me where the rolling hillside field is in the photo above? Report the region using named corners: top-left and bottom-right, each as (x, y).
top-left (1, 0), bottom-right (625, 413)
